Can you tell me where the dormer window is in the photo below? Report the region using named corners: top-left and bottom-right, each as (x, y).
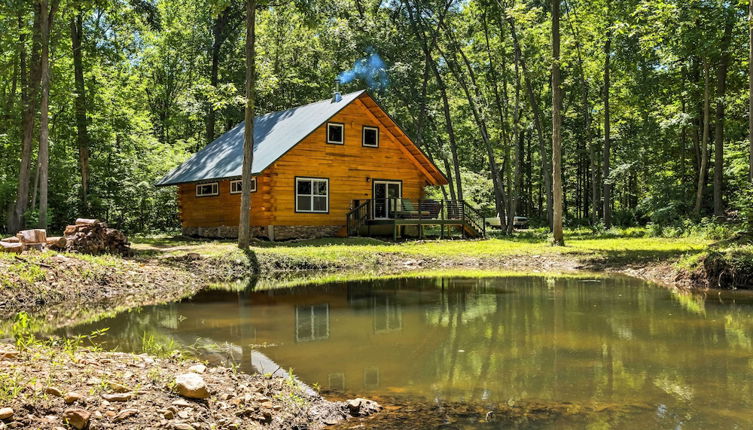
top-left (327, 123), bottom-right (344, 144)
top-left (362, 126), bottom-right (379, 148)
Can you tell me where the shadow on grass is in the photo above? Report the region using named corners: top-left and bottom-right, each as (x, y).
top-left (577, 247), bottom-right (703, 270)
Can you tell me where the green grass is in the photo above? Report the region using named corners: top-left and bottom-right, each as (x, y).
top-left (132, 231), bottom-right (710, 266)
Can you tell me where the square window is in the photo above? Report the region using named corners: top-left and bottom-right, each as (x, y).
top-left (295, 178), bottom-right (328, 213)
top-left (296, 304), bottom-right (329, 342)
top-left (362, 126), bottom-right (379, 147)
top-left (327, 123), bottom-right (344, 144)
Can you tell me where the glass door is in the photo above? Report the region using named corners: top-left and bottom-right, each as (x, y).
top-left (373, 181), bottom-right (402, 219)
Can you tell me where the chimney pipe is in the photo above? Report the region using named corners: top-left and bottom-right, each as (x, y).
top-left (333, 78), bottom-right (342, 102)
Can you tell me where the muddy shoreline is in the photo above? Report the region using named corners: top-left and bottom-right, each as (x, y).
top-left (0, 343), bottom-right (379, 429)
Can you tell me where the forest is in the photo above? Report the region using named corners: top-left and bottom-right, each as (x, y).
top-left (2, 0), bottom-right (753, 236)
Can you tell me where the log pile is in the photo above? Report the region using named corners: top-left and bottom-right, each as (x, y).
top-left (0, 219), bottom-right (130, 255)
top-left (63, 219), bottom-right (130, 255)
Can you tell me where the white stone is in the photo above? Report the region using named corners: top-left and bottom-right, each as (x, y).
top-left (175, 373), bottom-right (209, 399)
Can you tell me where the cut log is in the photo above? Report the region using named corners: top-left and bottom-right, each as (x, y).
top-left (64, 225), bottom-right (77, 235)
top-left (2, 237), bottom-right (19, 243)
top-left (0, 242), bottom-right (23, 254)
top-left (16, 229), bottom-right (47, 244)
top-left (46, 236), bottom-right (66, 249)
top-left (75, 218), bottom-right (98, 225)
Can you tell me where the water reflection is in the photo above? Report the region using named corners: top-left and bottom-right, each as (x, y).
top-left (59, 276), bottom-right (753, 428)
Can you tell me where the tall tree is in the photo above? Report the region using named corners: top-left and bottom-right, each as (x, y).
top-left (71, 12), bottom-right (91, 210)
top-left (37, 0), bottom-right (59, 229)
top-left (713, 15), bottom-right (733, 218)
top-left (508, 16), bottom-right (553, 226)
top-left (7, 6), bottom-right (42, 233)
top-left (750, 0), bottom-right (753, 183)
top-left (552, 0), bottom-right (564, 245)
top-left (206, 1), bottom-right (242, 144)
top-left (694, 62), bottom-right (711, 216)
top-left (602, 16), bottom-right (612, 228)
top-left (238, 0), bottom-right (256, 248)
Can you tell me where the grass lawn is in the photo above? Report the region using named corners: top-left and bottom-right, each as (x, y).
top-left (132, 230), bottom-right (712, 268)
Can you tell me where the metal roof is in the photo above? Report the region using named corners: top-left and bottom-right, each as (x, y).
top-left (156, 90), bottom-right (366, 186)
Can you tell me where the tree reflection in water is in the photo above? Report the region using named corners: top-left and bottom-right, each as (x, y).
top-left (59, 275), bottom-right (753, 428)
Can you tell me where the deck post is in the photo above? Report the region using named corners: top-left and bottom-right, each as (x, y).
top-left (393, 223), bottom-right (397, 241)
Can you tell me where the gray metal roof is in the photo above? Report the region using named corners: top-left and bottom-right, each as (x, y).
top-left (156, 90), bottom-right (366, 186)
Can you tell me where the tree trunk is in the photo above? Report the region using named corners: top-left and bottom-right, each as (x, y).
top-left (238, 0), bottom-right (256, 248)
top-left (714, 18), bottom-right (733, 218)
top-left (694, 63), bottom-right (711, 216)
top-left (551, 0), bottom-right (564, 245)
top-left (8, 7), bottom-right (42, 233)
top-left (71, 13), bottom-right (90, 210)
top-left (38, 0), bottom-right (59, 229)
top-left (603, 29), bottom-right (612, 228)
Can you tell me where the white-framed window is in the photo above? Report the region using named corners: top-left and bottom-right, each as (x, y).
top-left (295, 177), bottom-right (328, 213)
top-left (195, 182), bottom-right (219, 197)
top-left (373, 295), bottom-right (402, 333)
top-left (327, 122), bottom-right (344, 144)
top-left (295, 304), bottom-right (329, 342)
top-left (362, 126), bottom-right (379, 148)
top-left (230, 178), bottom-right (256, 194)
top-left (363, 367), bottom-right (380, 389)
top-left (328, 373), bottom-right (345, 391)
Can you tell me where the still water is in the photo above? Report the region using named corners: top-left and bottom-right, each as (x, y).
top-left (61, 276), bottom-right (753, 428)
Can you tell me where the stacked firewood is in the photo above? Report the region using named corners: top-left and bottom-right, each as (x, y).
top-left (63, 219), bottom-right (130, 255)
top-left (0, 219), bottom-right (130, 255)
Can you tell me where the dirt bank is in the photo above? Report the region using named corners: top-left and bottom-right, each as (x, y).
top-left (0, 343), bottom-right (379, 430)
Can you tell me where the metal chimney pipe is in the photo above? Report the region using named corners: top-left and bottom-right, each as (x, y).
top-left (333, 78), bottom-right (342, 102)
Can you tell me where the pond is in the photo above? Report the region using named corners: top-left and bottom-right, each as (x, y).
top-left (60, 275), bottom-right (753, 429)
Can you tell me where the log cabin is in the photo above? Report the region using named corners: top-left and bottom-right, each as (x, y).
top-left (157, 90), bottom-right (485, 240)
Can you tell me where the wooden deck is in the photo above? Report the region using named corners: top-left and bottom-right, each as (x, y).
top-left (346, 199), bottom-right (486, 239)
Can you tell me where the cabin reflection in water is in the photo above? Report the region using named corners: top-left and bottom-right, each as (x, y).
top-left (59, 274), bottom-right (753, 428)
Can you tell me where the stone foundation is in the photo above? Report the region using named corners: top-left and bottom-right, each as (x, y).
top-left (271, 225), bottom-right (343, 241)
top-left (182, 225), bottom-right (343, 241)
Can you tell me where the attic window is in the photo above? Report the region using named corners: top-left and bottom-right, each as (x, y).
top-left (230, 178), bottom-right (256, 194)
top-left (327, 123), bottom-right (344, 145)
top-left (195, 182), bottom-right (219, 197)
top-left (362, 126), bottom-right (379, 148)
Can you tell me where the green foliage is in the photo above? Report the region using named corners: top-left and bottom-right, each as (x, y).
top-left (0, 0), bottom-right (751, 235)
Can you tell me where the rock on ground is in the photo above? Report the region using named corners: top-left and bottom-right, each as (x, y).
top-left (0, 408), bottom-right (13, 420)
top-left (62, 408), bottom-right (90, 429)
top-left (175, 373), bottom-right (209, 399)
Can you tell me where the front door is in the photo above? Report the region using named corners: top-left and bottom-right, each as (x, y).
top-left (373, 181), bottom-right (402, 219)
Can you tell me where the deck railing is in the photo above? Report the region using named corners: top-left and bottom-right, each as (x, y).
top-left (346, 199), bottom-right (486, 237)
top-left (346, 200), bottom-right (371, 236)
